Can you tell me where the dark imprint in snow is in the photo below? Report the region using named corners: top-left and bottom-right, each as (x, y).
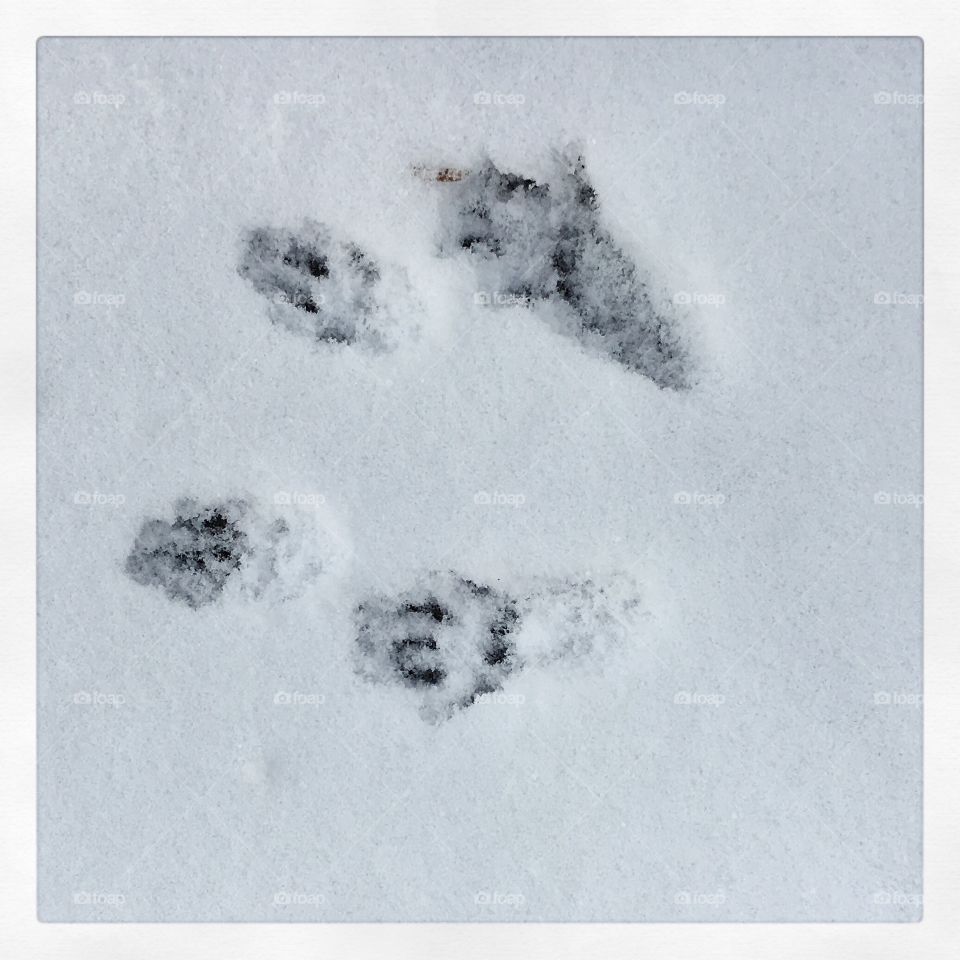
top-left (125, 499), bottom-right (251, 608)
top-left (354, 572), bottom-right (522, 722)
top-left (432, 154), bottom-right (691, 389)
top-left (237, 221), bottom-right (405, 349)
top-left (124, 498), bottom-right (323, 608)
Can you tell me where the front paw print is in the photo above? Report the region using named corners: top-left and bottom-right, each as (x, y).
top-left (238, 219), bottom-right (417, 351)
top-left (125, 497), bottom-right (334, 608)
top-left (353, 572), bottom-right (521, 722)
top-left (354, 570), bottom-right (644, 722)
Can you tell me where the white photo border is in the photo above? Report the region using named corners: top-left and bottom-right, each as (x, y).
top-left (2, 1), bottom-right (958, 957)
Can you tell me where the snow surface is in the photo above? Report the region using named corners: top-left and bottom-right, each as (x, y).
top-left (37, 37), bottom-right (922, 921)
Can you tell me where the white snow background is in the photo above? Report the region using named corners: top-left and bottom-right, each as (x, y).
top-left (37, 37), bottom-right (922, 921)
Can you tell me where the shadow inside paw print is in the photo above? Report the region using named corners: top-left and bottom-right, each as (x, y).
top-left (125, 500), bottom-right (250, 608)
top-left (238, 220), bottom-right (409, 350)
top-left (431, 154), bottom-right (690, 388)
top-left (354, 573), bottom-right (522, 722)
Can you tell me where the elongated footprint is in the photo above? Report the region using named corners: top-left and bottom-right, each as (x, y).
top-left (420, 152), bottom-right (691, 388)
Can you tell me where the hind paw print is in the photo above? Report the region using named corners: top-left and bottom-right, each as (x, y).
top-left (423, 153), bottom-right (691, 388)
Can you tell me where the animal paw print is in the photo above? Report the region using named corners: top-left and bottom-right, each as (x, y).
top-left (353, 571), bottom-right (645, 722)
top-left (125, 500), bottom-right (249, 608)
top-left (125, 498), bottom-right (330, 607)
top-left (238, 220), bottom-right (415, 350)
top-left (426, 152), bottom-right (690, 388)
top-left (354, 572), bottom-right (522, 722)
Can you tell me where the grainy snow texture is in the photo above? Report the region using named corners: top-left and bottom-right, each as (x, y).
top-left (37, 38), bottom-right (922, 921)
